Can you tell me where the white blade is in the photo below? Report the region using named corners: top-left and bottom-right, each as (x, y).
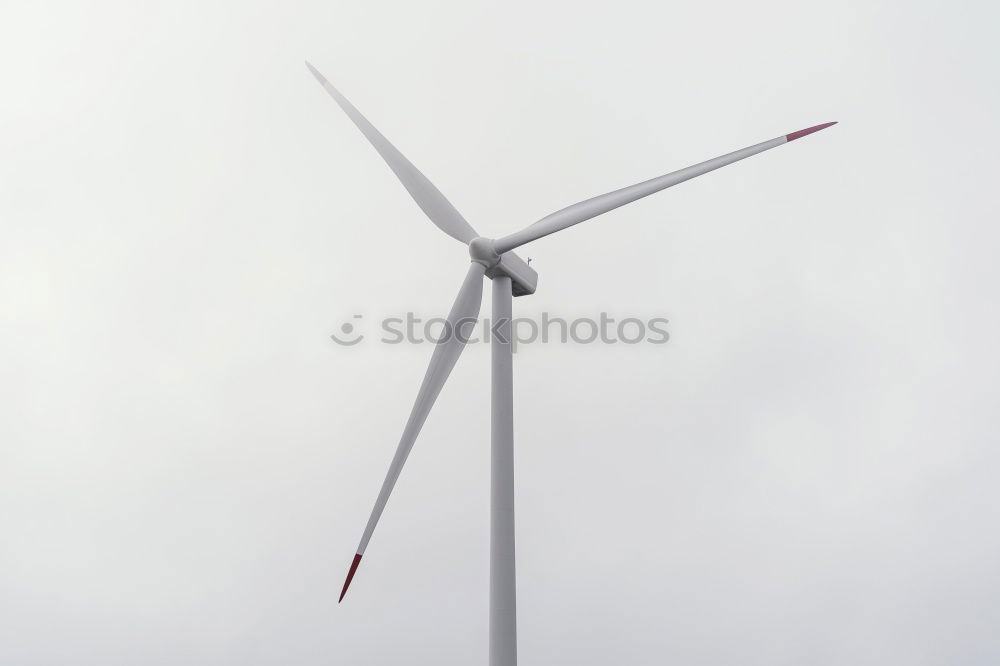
top-left (493, 122), bottom-right (837, 253)
top-left (306, 61), bottom-right (480, 244)
top-left (339, 262), bottom-right (486, 602)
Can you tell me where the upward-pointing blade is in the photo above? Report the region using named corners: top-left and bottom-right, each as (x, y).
top-left (492, 122), bottom-right (837, 253)
top-left (339, 262), bottom-right (487, 602)
top-left (306, 62), bottom-right (480, 244)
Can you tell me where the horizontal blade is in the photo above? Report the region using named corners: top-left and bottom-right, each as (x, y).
top-left (306, 62), bottom-right (480, 244)
top-left (339, 262), bottom-right (486, 602)
top-left (493, 122), bottom-right (837, 253)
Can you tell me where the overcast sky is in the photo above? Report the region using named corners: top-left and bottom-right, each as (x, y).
top-left (2, 0), bottom-right (999, 664)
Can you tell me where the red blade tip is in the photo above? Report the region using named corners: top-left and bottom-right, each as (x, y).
top-left (786, 121), bottom-right (838, 142)
top-left (339, 553), bottom-right (362, 603)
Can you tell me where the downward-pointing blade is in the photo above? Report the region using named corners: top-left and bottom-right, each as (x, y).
top-left (306, 61), bottom-right (480, 244)
top-left (493, 122), bottom-right (837, 253)
top-left (339, 262), bottom-right (487, 602)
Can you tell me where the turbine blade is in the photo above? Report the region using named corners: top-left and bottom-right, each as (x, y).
top-left (306, 61), bottom-right (480, 244)
top-left (493, 122), bottom-right (837, 253)
top-left (339, 262), bottom-right (487, 602)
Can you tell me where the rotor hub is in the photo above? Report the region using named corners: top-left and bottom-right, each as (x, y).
top-left (468, 237), bottom-right (501, 268)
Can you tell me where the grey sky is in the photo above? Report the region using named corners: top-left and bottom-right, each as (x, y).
top-left (2, 0), bottom-right (999, 664)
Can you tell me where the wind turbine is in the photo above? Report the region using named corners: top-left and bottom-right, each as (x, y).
top-left (306, 61), bottom-right (836, 665)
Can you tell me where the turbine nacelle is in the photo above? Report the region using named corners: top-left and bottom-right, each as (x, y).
top-left (469, 237), bottom-right (538, 297)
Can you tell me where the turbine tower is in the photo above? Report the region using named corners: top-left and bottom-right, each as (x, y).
top-left (306, 61), bottom-right (836, 665)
